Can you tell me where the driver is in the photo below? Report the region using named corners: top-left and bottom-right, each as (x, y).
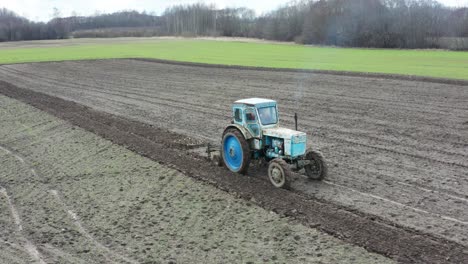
top-left (246, 112), bottom-right (256, 121)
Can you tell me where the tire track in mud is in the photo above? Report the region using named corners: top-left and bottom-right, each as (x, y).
top-left (335, 155), bottom-right (468, 202)
top-left (396, 181), bottom-right (468, 204)
top-left (293, 169), bottom-right (468, 246)
top-left (1, 190), bottom-right (46, 264)
top-left (49, 190), bottom-right (138, 264)
top-left (1, 81), bottom-right (467, 264)
top-left (320, 165), bottom-right (468, 223)
top-left (0, 144), bottom-right (138, 264)
top-left (0, 146), bottom-right (46, 264)
top-left (322, 180), bottom-right (468, 225)
top-left (2, 124), bottom-right (69, 150)
top-left (0, 188), bottom-right (46, 264)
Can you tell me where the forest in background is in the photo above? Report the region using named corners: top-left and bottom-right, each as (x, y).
top-left (1, 0), bottom-right (467, 49)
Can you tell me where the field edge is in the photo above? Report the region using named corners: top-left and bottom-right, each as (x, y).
top-left (2, 57), bottom-right (467, 86)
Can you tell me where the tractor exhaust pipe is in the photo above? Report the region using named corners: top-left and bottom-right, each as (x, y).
top-left (294, 113), bottom-right (298, 131)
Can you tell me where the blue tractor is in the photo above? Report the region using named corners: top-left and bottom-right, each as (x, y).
top-left (221, 98), bottom-right (327, 189)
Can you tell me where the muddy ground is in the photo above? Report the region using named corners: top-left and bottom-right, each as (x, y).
top-left (0, 94), bottom-right (393, 263)
top-left (0, 59), bottom-right (467, 262)
top-left (0, 59), bottom-right (466, 247)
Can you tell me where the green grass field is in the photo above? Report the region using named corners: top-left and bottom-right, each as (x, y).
top-left (0, 39), bottom-right (467, 80)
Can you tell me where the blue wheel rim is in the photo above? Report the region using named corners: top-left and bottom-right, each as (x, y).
top-left (223, 134), bottom-right (243, 172)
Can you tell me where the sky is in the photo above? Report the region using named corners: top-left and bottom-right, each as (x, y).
top-left (2, 0), bottom-right (468, 22)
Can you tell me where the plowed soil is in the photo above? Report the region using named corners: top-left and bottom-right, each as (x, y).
top-left (0, 59), bottom-right (467, 263)
top-left (0, 94), bottom-right (394, 263)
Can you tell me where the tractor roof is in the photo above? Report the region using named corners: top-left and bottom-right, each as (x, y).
top-left (234, 98), bottom-right (276, 106)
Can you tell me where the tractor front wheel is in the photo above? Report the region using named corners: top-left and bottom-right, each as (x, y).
top-left (222, 129), bottom-right (251, 174)
top-left (304, 150), bottom-right (327, 180)
top-left (268, 158), bottom-right (291, 189)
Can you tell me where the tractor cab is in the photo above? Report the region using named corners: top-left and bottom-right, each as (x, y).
top-left (232, 98), bottom-right (279, 138)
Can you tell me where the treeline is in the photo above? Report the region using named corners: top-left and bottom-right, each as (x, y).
top-left (0, 8), bottom-right (66, 41)
top-left (163, 4), bottom-right (256, 37)
top-left (266, 0), bottom-right (468, 48)
top-left (1, 0), bottom-right (468, 49)
top-left (0, 9), bottom-right (164, 41)
top-left (162, 0), bottom-right (468, 49)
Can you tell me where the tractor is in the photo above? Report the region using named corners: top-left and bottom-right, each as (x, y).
top-left (221, 98), bottom-right (327, 189)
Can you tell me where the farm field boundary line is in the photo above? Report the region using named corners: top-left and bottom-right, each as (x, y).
top-left (132, 58), bottom-right (468, 86)
top-left (1, 81), bottom-right (467, 263)
top-left (1, 58), bottom-right (468, 86)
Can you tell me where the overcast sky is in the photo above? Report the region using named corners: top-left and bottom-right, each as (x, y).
top-left (2, 0), bottom-right (468, 22)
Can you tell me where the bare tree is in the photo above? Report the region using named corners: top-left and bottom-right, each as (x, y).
top-left (1, 1), bottom-right (467, 49)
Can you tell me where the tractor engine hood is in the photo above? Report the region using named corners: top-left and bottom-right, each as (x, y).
top-left (263, 127), bottom-right (306, 140)
top-left (263, 127), bottom-right (307, 158)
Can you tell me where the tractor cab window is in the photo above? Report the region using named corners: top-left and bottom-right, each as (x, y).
top-left (234, 108), bottom-right (242, 122)
top-left (245, 109), bottom-right (257, 123)
top-left (258, 106), bottom-right (278, 126)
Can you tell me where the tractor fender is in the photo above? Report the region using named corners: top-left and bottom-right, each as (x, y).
top-left (223, 124), bottom-right (253, 140)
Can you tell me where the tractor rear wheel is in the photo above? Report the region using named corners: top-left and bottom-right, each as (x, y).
top-left (304, 149), bottom-right (327, 180)
top-left (268, 158), bottom-right (291, 189)
top-left (222, 129), bottom-right (251, 174)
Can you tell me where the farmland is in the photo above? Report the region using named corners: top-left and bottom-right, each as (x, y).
top-left (0, 38), bottom-right (468, 80)
top-left (0, 34), bottom-right (467, 263)
top-left (0, 58), bottom-right (467, 263)
top-left (0, 94), bottom-right (393, 263)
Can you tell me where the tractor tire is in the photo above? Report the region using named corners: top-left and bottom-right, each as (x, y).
top-left (222, 128), bottom-right (251, 174)
top-left (268, 158), bottom-right (291, 189)
top-left (304, 149), bottom-right (327, 180)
